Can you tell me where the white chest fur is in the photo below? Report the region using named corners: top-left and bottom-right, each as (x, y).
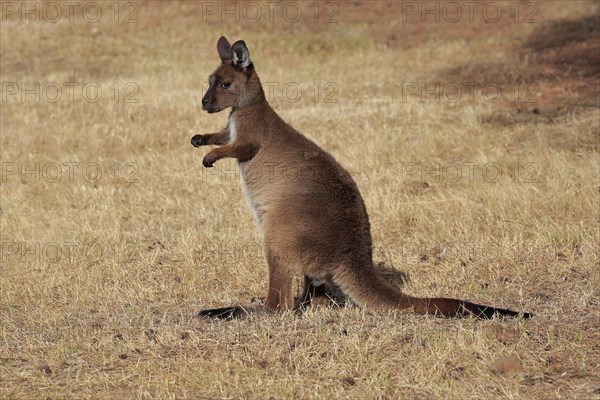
top-left (230, 115), bottom-right (262, 232)
top-left (228, 116), bottom-right (237, 142)
top-left (240, 167), bottom-right (262, 233)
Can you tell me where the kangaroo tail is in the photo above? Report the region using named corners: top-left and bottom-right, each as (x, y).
top-left (335, 268), bottom-right (532, 319)
top-left (408, 296), bottom-right (533, 319)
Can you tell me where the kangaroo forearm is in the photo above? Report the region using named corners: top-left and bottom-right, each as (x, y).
top-left (203, 143), bottom-right (258, 167)
top-left (191, 129), bottom-right (229, 147)
top-left (204, 130), bottom-right (230, 145)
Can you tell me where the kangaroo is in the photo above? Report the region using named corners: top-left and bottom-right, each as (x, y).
top-left (191, 36), bottom-right (532, 320)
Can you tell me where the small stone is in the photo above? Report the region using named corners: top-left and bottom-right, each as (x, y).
top-left (39, 365), bottom-right (52, 375)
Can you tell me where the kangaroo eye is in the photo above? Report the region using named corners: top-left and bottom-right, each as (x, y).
top-left (221, 82), bottom-right (231, 89)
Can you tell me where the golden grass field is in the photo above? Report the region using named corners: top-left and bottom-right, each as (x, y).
top-left (1, 1), bottom-right (599, 398)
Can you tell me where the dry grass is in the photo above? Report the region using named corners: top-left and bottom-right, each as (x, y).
top-left (1, 1), bottom-right (599, 399)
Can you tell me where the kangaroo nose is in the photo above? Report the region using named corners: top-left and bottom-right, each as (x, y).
top-left (202, 97), bottom-right (209, 107)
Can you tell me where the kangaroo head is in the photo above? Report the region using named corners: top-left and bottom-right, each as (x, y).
top-left (202, 36), bottom-right (262, 113)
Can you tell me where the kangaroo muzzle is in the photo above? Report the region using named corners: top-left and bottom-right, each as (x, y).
top-left (201, 90), bottom-right (219, 113)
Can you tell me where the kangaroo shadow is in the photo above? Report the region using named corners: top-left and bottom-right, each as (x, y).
top-left (294, 261), bottom-right (411, 310)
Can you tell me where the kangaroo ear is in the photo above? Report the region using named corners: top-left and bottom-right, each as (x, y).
top-left (232, 40), bottom-right (251, 70)
top-left (217, 36), bottom-right (232, 63)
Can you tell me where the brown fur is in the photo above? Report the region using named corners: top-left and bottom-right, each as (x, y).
top-left (192, 37), bottom-right (532, 320)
